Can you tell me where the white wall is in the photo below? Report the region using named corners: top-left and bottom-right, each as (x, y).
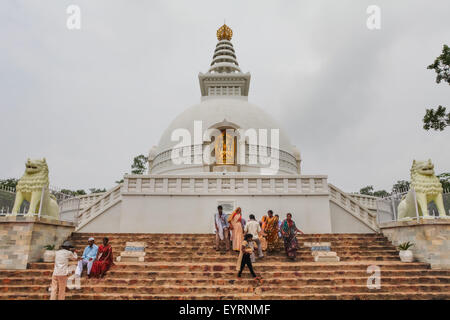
top-left (329, 202), bottom-right (376, 233)
top-left (78, 201), bottom-right (122, 233)
top-left (79, 194), bottom-right (333, 234)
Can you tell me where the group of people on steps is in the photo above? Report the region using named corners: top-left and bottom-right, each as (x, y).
top-left (214, 206), bottom-right (304, 279)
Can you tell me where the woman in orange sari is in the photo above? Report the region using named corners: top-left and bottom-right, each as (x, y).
top-left (90, 237), bottom-right (114, 278)
top-left (261, 210), bottom-right (279, 252)
top-left (228, 207), bottom-right (244, 251)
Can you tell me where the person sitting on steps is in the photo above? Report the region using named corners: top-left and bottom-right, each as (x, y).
top-left (75, 237), bottom-right (98, 279)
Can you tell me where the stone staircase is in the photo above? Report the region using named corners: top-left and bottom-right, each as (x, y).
top-left (0, 233), bottom-right (449, 300)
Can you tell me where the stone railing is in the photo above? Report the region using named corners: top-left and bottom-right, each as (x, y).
top-left (348, 193), bottom-right (379, 211)
top-left (329, 184), bottom-right (379, 232)
top-left (0, 186), bottom-right (15, 194)
top-left (77, 193), bottom-right (106, 210)
top-left (122, 174), bottom-right (329, 195)
top-left (76, 184), bottom-right (122, 230)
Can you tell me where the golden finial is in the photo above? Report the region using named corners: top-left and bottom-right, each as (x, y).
top-left (216, 24), bottom-right (233, 41)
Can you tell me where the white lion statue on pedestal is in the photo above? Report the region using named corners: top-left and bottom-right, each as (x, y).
top-left (12, 158), bottom-right (60, 220)
top-left (397, 159), bottom-right (447, 220)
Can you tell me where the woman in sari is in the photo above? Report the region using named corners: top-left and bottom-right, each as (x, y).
top-left (90, 237), bottom-right (114, 278)
top-left (228, 207), bottom-right (244, 252)
top-left (280, 213), bottom-right (304, 261)
top-left (261, 210), bottom-right (279, 252)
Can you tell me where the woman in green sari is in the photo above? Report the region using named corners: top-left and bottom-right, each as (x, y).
top-left (280, 213), bottom-right (304, 260)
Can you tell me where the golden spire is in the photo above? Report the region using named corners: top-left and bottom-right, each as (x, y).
top-left (216, 24), bottom-right (233, 41)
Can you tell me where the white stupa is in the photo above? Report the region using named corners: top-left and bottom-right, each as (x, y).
top-left (150, 24), bottom-right (300, 175)
top-left (74, 25), bottom-right (378, 234)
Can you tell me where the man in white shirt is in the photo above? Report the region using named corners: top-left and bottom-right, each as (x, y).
top-left (244, 214), bottom-right (264, 260)
top-left (214, 205), bottom-right (230, 251)
top-left (75, 237), bottom-right (98, 278)
top-left (50, 240), bottom-right (77, 300)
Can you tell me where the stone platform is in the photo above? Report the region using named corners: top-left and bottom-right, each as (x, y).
top-left (0, 216), bottom-right (75, 270)
top-left (0, 233), bottom-right (449, 299)
top-left (380, 219), bottom-right (450, 269)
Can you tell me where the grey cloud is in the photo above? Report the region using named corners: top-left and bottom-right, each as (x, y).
top-left (0, 0), bottom-right (449, 193)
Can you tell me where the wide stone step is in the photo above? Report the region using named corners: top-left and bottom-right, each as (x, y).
top-left (2, 283), bottom-right (449, 295)
top-left (26, 255), bottom-right (401, 264)
top-left (72, 233), bottom-right (386, 239)
top-left (2, 291), bottom-right (449, 300)
top-left (70, 245), bottom-right (398, 253)
top-left (3, 268), bottom-right (448, 281)
top-left (70, 239), bottom-right (391, 245)
top-left (2, 275), bottom-right (449, 287)
top-left (3, 268), bottom-right (448, 282)
top-left (24, 261), bottom-right (430, 272)
top-left (69, 239), bottom-right (392, 246)
top-left (68, 248), bottom-right (400, 258)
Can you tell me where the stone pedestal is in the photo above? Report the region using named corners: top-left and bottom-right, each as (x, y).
top-left (380, 219), bottom-right (450, 269)
top-left (0, 216), bottom-right (75, 270)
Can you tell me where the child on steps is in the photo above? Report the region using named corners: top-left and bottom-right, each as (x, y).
top-left (236, 234), bottom-right (261, 279)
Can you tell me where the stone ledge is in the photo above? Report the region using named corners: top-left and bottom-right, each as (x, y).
top-left (0, 217), bottom-right (75, 270)
top-left (380, 218), bottom-right (450, 229)
top-left (380, 219), bottom-right (450, 269)
top-left (0, 215), bottom-right (74, 227)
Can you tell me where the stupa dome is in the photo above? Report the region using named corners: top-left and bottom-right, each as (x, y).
top-left (148, 25), bottom-right (301, 175)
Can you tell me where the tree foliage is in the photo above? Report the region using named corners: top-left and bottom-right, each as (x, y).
top-left (423, 44), bottom-right (450, 131)
top-left (60, 189), bottom-right (87, 196)
top-left (131, 154), bottom-right (148, 175)
top-left (373, 190), bottom-right (390, 198)
top-left (359, 186), bottom-right (374, 195)
top-left (358, 185), bottom-right (389, 197)
top-left (423, 105), bottom-right (450, 131)
top-left (89, 188), bottom-right (106, 194)
top-left (0, 178), bottom-right (18, 190)
top-left (427, 44), bottom-right (450, 85)
top-left (438, 173), bottom-right (450, 190)
top-left (392, 180), bottom-right (410, 194)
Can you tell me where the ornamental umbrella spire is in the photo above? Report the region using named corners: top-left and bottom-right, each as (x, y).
top-left (209, 24), bottom-right (240, 73)
top-left (198, 24), bottom-right (251, 99)
top-left (216, 24), bottom-right (233, 41)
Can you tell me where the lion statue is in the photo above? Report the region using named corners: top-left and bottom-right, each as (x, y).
top-left (397, 159), bottom-right (447, 220)
top-left (12, 158), bottom-right (59, 220)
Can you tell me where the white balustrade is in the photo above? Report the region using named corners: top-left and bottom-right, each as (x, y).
top-left (122, 174), bottom-right (329, 195)
top-left (328, 184), bottom-right (379, 232)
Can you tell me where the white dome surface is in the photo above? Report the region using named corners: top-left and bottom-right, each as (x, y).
top-left (157, 98), bottom-right (294, 154)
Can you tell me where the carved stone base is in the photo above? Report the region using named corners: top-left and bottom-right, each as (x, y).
top-left (0, 216), bottom-right (75, 270)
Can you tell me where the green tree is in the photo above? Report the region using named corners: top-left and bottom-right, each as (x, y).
top-left (359, 186), bottom-right (374, 196)
top-left (358, 185), bottom-right (389, 197)
top-left (423, 44), bottom-right (450, 131)
top-left (392, 180), bottom-right (410, 194)
top-left (89, 188), bottom-right (106, 194)
top-left (428, 44), bottom-right (450, 85)
top-left (437, 173), bottom-right (450, 190)
top-left (373, 190), bottom-right (390, 198)
top-left (59, 189), bottom-right (87, 196)
top-left (131, 154), bottom-right (148, 175)
top-left (0, 178), bottom-right (18, 190)
top-left (423, 106), bottom-right (450, 131)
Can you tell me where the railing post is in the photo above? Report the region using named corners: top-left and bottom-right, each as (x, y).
top-left (412, 188), bottom-right (420, 222)
top-left (38, 186), bottom-right (45, 219)
top-left (391, 197), bottom-right (396, 221)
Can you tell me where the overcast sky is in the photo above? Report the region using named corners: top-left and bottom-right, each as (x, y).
top-left (1, 0), bottom-right (449, 193)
